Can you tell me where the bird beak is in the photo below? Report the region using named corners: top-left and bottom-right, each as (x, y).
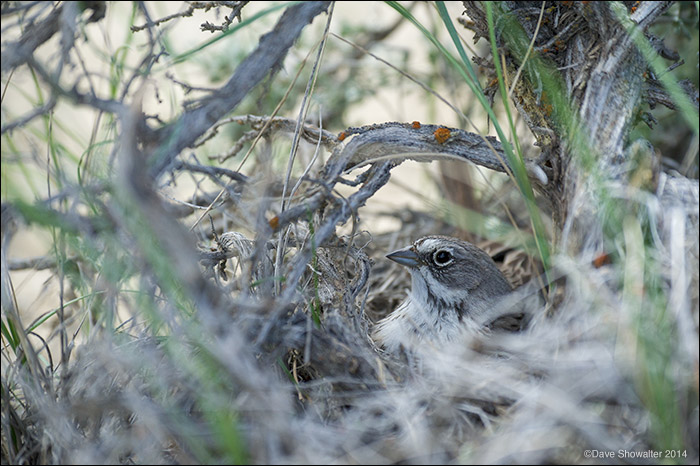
top-left (386, 246), bottom-right (421, 268)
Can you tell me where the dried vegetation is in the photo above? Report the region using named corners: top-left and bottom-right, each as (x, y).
top-left (1, 1), bottom-right (698, 464)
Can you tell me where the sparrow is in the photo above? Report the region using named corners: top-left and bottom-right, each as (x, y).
top-left (373, 235), bottom-right (531, 352)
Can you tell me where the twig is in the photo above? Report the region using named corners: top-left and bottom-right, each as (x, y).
top-left (173, 159), bottom-right (249, 183)
top-left (1, 4), bottom-right (63, 72)
top-left (8, 255), bottom-right (75, 271)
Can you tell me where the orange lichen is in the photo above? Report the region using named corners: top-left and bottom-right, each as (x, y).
top-left (412, 121), bottom-right (421, 129)
top-left (433, 127), bottom-right (451, 144)
top-left (540, 92), bottom-right (553, 116)
top-left (593, 252), bottom-right (612, 268)
top-left (337, 131), bottom-right (348, 141)
top-left (542, 101), bottom-right (553, 116)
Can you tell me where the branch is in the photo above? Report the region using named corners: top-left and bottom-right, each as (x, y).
top-left (1, 4), bottom-right (62, 72)
top-left (172, 160), bottom-right (249, 183)
top-left (325, 122), bottom-right (548, 185)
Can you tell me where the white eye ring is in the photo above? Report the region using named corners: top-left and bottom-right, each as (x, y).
top-left (432, 249), bottom-right (454, 267)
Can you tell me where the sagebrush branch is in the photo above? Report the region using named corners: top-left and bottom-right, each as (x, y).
top-left (327, 121), bottom-right (548, 184)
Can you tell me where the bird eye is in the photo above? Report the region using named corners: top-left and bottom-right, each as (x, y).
top-left (433, 249), bottom-right (453, 266)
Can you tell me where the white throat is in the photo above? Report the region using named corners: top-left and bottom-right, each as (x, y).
top-left (372, 268), bottom-right (481, 353)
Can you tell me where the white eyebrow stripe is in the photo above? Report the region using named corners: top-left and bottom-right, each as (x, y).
top-left (416, 237), bottom-right (445, 252)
